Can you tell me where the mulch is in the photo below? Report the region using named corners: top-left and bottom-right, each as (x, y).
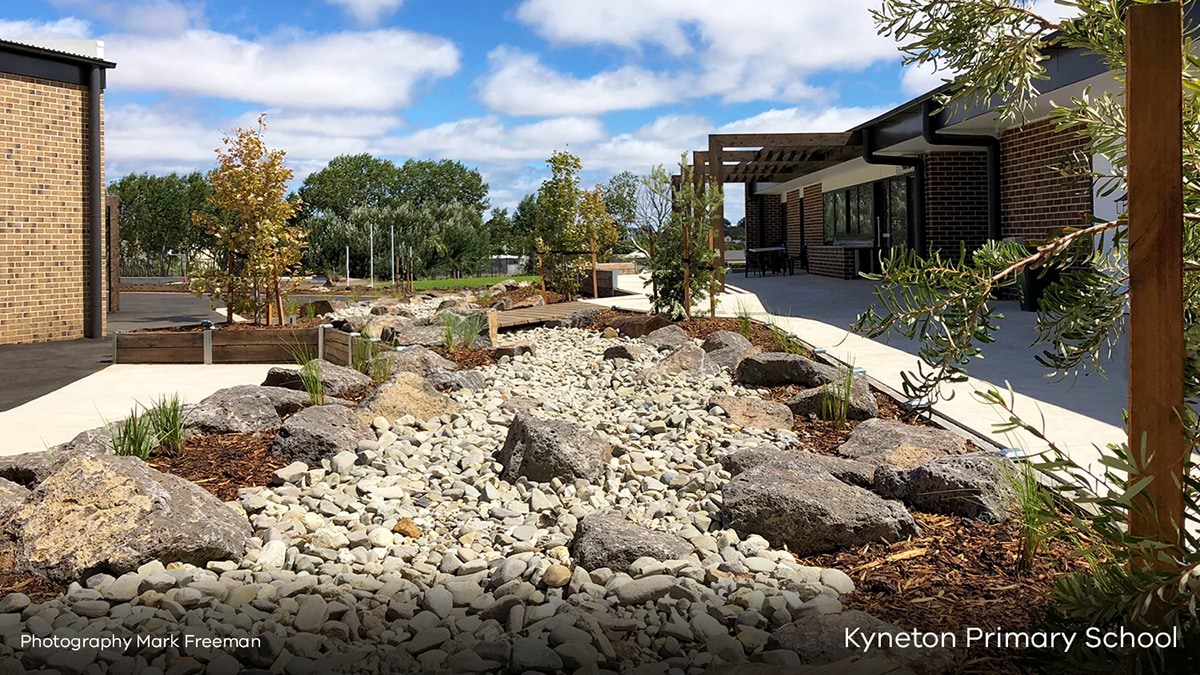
top-left (149, 431), bottom-right (286, 502)
top-left (436, 346), bottom-right (499, 369)
top-left (799, 512), bottom-right (1089, 673)
top-left (0, 550), bottom-right (63, 604)
top-left (676, 317), bottom-right (811, 356)
top-left (760, 387), bottom-right (934, 454)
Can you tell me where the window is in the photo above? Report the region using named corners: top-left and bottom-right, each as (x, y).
top-left (887, 176), bottom-right (910, 251)
top-left (822, 183), bottom-right (873, 244)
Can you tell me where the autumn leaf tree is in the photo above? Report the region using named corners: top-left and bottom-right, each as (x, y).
top-left (191, 114), bottom-right (304, 325)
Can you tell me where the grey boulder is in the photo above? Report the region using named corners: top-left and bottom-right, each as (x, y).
top-left (702, 331), bottom-right (757, 371)
top-left (647, 344), bottom-right (720, 378)
top-left (0, 427), bottom-right (115, 487)
top-left (4, 454), bottom-right (250, 583)
top-left (571, 510), bottom-right (692, 574)
top-left (720, 446), bottom-right (876, 488)
top-left (721, 468), bottom-right (919, 556)
top-left (603, 344), bottom-right (651, 361)
top-left (271, 404), bottom-right (372, 465)
top-left (874, 452), bottom-right (1016, 522)
top-left (499, 414), bottom-right (611, 482)
top-left (642, 325), bottom-right (693, 352)
top-left (389, 346), bottom-right (457, 376)
top-left (545, 306), bottom-right (601, 329)
top-left (710, 394), bottom-right (793, 431)
top-left (785, 377), bottom-right (878, 421)
top-left (185, 386), bottom-right (283, 435)
top-left (837, 418), bottom-right (970, 468)
top-left (389, 325), bottom-right (450, 348)
top-left (262, 359), bottom-right (372, 398)
top-left (0, 477), bottom-right (29, 520)
top-left (735, 353), bottom-right (839, 387)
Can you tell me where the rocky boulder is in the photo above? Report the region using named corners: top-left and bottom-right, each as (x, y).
top-left (389, 325), bottom-right (450, 348)
top-left (545, 306), bottom-right (601, 329)
top-left (721, 468), bottom-right (919, 556)
top-left (701, 331), bottom-right (757, 372)
top-left (642, 325), bottom-right (693, 352)
top-left (734, 353), bottom-right (839, 387)
top-left (836, 419), bottom-right (971, 468)
top-left (4, 455), bottom-right (250, 583)
top-left (499, 414), bottom-right (611, 482)
top-left (358, 372), bottom-right (458, 422)
top-left (271, 405), bottom-right (372, 465)
top-left (388, 346), bottom-right (457, 376)
top-left (262, 359), bottom-right (373, 399)
top-left (720, 446), bottom-right (876, 488)
top-left (185, 386), bottom-right (283, 435)
top-left (0, 477), bottom-right (28, 520)
top-left (710, 394), bottom-right (793, 431)
top-left (785, 377), bottom-right (879, 421)
top-left (609, 314), bottom-right (671, 338)
top-left (647, 344), bottom-right (720, 378)
top-left (297, 299), bottom-right (335, 317)
top-left (425, 369), bottom-right (486, 392)
top-left (0, 427), bottom-right (115, 487)
top-left (874, 452), bottom-right (1016, 522)
top-left (603, 344), bottom-right (651, 362)
top-left (571, 510), bottom-right (692, 574)
top-left (363, 315), bottom-right (415, 341)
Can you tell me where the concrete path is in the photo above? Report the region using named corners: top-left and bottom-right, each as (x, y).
top-left (586, 273), bottom-right (1124, 471)
top-left (0, 364), bottom-right (276, 457)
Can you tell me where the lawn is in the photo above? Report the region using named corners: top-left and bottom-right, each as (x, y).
top-left (407, 275), bottom-right (539, 291)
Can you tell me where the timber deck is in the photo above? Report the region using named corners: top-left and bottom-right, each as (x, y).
top-left (495, 301), bottom-right (596, 329)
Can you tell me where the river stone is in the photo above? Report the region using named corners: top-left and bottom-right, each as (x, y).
top-left (734, 352), bottom-right (839, 387)
top-left (648, 344), bottom-right (719, 378)
top-left (499, 413), bottom-right (611, 482)
top-left (271, 404), bottom-right (372, 465)
top-left (185, 386), bottom-right (283, 435)
top-left (642, 325), bottom-right (693, 352)
top-left (262, 359), bottom-right (372, 398)
top-left (4, 455), bottom-right (250, 582)
top-left (710, 394), bottom-right (793, 431)
top-left (545, 306), bottom-right (600, 329)
top-left (425, 369), bottom-right (486, 392)
top-left (389, 325), bottom-right (450, 348)
top-left (721, 468), bottom-right (919, 556)
top-left (571, 510), bottom-right (691, 574)
top-left (388, 346), bottom-right (457, 376)
top-left (363, 315), bottom-right (414, 341)
top-left (0, 477), bottom-right (29, 520)
top-left (702, 331), bottom-right (757, 372)
top-left (769, 611), bottom-right (955, 672)
top-left (358, 371), bottom-right (457, 422)
top-left (720, 446), bottom-right (876, 488)
top-left (603, 344), bottom-right (651, 361)
top-left (608, 314), bottom-right (671, 338)
top-left (873, 452), bottom-right (1016, 522)
top-left (836, 418), bottom-right (971, 468)
top-left (785, 377), bottom-right (879, 422)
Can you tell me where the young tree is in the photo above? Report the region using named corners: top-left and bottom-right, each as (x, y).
top-left (604, 171), bottom-right (639, 237)
top-left (644, 156), bottom-right (723, 319)
top-left (191, 114), bottom-right (304, 325)
top-left (865, 1), bottom-right (1198, 666)
top-left (534, 150), bottom-right (589, 297)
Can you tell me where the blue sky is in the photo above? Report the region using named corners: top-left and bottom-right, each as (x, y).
top-left (0, 0), bottom-right (1066, 221)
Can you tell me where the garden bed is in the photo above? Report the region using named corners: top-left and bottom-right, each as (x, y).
top-left (148, 431), bottom-right (285, 502)
top-left (114, 326), bottom-right (345, 365)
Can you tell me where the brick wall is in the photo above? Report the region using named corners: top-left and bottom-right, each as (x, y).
top-left (923, 150), bottom-right (990, 257)
top-left (743, 189), bottom-right (786, 249)
top-left (0, 72), bottom-right (105, 344)
top-left (1000, 118), bottom-right (1092, 242)
top-left (785, 190), bottom-right (803, 258)
top-left (801, 183), bottom-right (856, 279)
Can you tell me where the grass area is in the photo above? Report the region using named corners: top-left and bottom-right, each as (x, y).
top-left (409, 275), bottom-right (539, 291)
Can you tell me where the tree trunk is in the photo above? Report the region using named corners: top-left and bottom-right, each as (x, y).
top-left (226, 252), bottom-right (235, 324)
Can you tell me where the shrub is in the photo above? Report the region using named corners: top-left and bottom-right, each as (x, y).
top-left (143, 394), bottom-right (185, 455)
top-left (820, 364), bottom-right (856, 427)
top-left (106, 409), bottom-right (158, 461)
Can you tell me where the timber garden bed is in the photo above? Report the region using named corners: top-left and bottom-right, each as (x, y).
top-left (113, 324), bottom-right (354, 365)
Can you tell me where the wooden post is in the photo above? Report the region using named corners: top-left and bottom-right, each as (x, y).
top-left (538, 252), bottom-right (548, 306)
top-left (708, 136), bottom-right (726, 294)
top-left (591, 235), bottom-right (599, 299)
top-left (106, 195), bottom-right (121, 312)
top-left (681, 169), bottom-right (692, 320)
top-left (487, 309), bottom-right (500, 348)
top-left (1126, 2), bottom-right (1185, 551)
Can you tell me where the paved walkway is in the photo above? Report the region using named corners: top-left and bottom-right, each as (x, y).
top-left (585, 273), bottom-right (1124, 471)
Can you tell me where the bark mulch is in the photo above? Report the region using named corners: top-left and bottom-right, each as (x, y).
top-left (0, 550), bottom-right (63, 604)
top-left (758, 388), bottom-right (933, 454)
top-left (149, 431), bottom-right (285, 502)
top-left (435, 347), bottom-right (499, 369)
top-left (676, 317), bottom-right (811, 356)
top-left (800, 513), bottom-right (1089, 673)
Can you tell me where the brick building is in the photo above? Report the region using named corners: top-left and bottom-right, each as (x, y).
top-left (727, 37), bottom-right (1111, 281)
top-left (0, 40), bottom-right (115, 344)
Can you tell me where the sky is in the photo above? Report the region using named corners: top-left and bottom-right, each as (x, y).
top-left (1, 0), bottom-right (1072, 223)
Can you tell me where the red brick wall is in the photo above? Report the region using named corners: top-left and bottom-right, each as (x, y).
top-left (801, 183), bottom-right (856, 279)
top-left (785, 190), bottom-right (803, 257)
top-left (1000, 118), bottom-right (1092, 242)
top-left (744, 189), bottom-right (786, 249)
top-left (0, 72), bottom-right (106, 344)
top-left (923, 150), bottom-right (989, 257)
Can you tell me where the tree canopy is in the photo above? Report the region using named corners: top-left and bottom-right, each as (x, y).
top-left (108, 172), bottom-right (214, 275)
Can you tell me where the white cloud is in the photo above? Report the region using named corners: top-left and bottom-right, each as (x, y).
top-left (0, 17), bottom-right (92, 41)
top-left (717, 106), bottom-right (888, 135)
top-left (479, 46), bottom-right (685, 116)
top-left (106, 28), bottom-right (460, 111)
top-left (326, 0), bottom-right (405, 25)
top-left (513, 0), bottom-right (898, 104)
top-left (49, 0), bottom-right (203, 35)
top-left (380, 116), bottom-right (607, 164)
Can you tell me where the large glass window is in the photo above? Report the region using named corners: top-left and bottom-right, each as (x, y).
top-left (887, 176), bottom-right (909, 251)
top-left (822, 183), bottom-right (873, 244)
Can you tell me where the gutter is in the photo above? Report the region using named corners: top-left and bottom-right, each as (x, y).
top-left (862, 125), bottom-right (928, 256)
top-left (921, 100), bottom-right (1002, 241)
top-left (87, 65), bottom-right (103, 339)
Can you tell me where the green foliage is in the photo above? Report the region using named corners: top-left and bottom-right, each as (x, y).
top-left (820, 363), bottom-right (857, 427)
top-left (643, 158), bottom-right (724, 319)
top-left (296, 153), bottom-right (401, 221)
top-left (442, 312), bottom-right (485, 351)
top-left (352, 338), bottom-right (393, 384)
top-left (735, 301), bottom-right (754, 337)
top-left (998, 452), bottom-right (1058, 573)
top-left (143, 394), bottom-right (185, 455)
top-left (106, 409), bottom-right (157, 461)
top-left (534, 150), bottom-right (589, 297)
top-left (603, 171), bottom-right (640, 239)
top-left (108, 171), bottom-right (215, 276)
top-left (286, 344), bottom-right (325, 405)
top-left (394, 159), bottom-right (490, 214)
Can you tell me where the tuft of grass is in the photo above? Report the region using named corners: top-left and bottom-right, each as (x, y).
top-left (301, 302), bottom-right (318, 321)
top-left (820, 362), bottom-right (856, 427)
top-left (735, 301), bottom-right (754, 338)
top-left (143, 393), bottom-right (185, 454)
top-left (1002, 457), bottom-right (1058, 572)
top-left (765, 322), bottom-right (803, 354)
top-left (350, 287), bottom-right (363, 303)
top-left (476, 291), bottom-right (494, 307)
top-left (106, 409), bottom-right (158, 461)
top-left (352, 337), bottom-right (393, 384)
top-left (442, 312), bottom-right (486, 351)
top-left (286, 342), bottom-right (326, 405)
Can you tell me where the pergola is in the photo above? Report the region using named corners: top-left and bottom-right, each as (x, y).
top-left (681, 132), bottom-right (864, 289)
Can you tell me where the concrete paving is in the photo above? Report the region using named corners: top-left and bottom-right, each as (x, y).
top-left (587, 273), bottom-right (1124, 471)
top-left (0, 364), bottom-right (277, 457)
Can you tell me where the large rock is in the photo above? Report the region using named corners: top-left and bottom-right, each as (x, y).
top-left (358, 371), bottom-right (458, 422)
top-left (4, 455), bottom-right (250, 583)
top-left (297, 299), bottom-right (335, 317)
top-left (642, 325), bottom-right (693, 352)
top-left (388, 346), bottom-right (457, 376)
top-left (720, 446), bottom-right (876, 488)
top-left (185, 386), bottom-right (283, 435)
top-left (785, 377), bottom-right (879, 421)
top-left (702, 331), bottom-right (757, 372)
top-left (262, 359), bottom-right (373, 399)
top-left (603, 344), bottom-right (651, 362)
top-left (710, 394), bottom-right (793, 431)
top-left (545, 306), bottom-right (601, 329)
top-left (836, 419), bottom-right (971, 468)
top-left (0, 427), bottom-right (115, 487)
top-left (769, 611), bottom-right (956, 673)
top-left (425, 369), bottom-right (486, 392)
top-left (271, 405), bottom-right (372, 464)
top-left (874, 452), bottom-right (1016, 522)
top-left (499, 414), bottom-right (611, 482)
top-left (647, 345), bottom-right (719, 378)
top-left (363, 315), bottom-right (415, 341)
top-left (388, 325), bottom-right (449, 348)
top-left (721, 468), bottom-right (919, 556)
top-left (571, 511), bottom-right (692, 574)
top-left (609, 314), bottom-right (671, 338)
top-left (734, 353), bottom-right (839, 387)
top-left (0, 477), bottom-right (29, 520)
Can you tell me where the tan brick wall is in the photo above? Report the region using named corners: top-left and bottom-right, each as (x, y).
top-left (0, 72), bottom-right (105, 344)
